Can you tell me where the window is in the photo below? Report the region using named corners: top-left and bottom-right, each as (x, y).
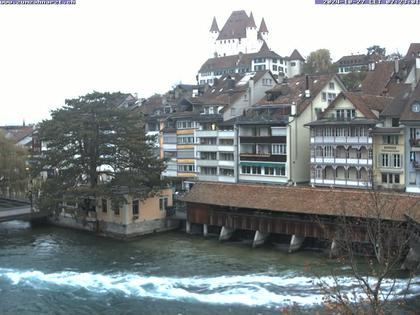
top-left (272, 144), bottom-right (287, 155)
top-left (176, 121), bottom-right (193, 129)
top-left (159, 197), bottom-right (168, 211)
top-left (264, 166), bottom-right (286, 176)
top-left (381, 173), bottom-right (401, 184)
top-left (200, 137), bottom-right (217, 145)
top-left (329, 82), bottom-right (335, 89)
top-left (220, 168), bottom-right (234, 176)
top-left (264, 167), bottom-right (275, 175)
top-left (383, 135), bottom-right (398, 145)
top-left (220, 152), bottom-right (234, 160)
top-left (178, 136), bottom-right (194, 144)
top-left (132, 200), bottom-right (139, 217)
top-left (219, 139), bottom-right (234, 145)
top-left (272, 59), bottom-right (277, 63)
top-left (272, 65), bottom-right (278, 71)
top-left (200, 167), bottom-right (217, 175)
top-left (336, 109), bottom-right (355, 120)
top-left (322, 92), bottom-right (327, 102)
top-left (178, 164), bottom-right (195, 172)
top-left (200, 152), bottom-right (217, 160)
top-left (102, 199), bottom-right (107, 213)
top-left (392, 154), bottom-right (401, 168)
top-left (112, 202), bottom-right (119, 216)
top-left (241, 166), bottom-right (261, 175)
top-left (392, 118), bottom-right (399, 127)
top-left (381, 154), bottom-right (389, 167)
top-left (243, 93), bottom-right (248, 101)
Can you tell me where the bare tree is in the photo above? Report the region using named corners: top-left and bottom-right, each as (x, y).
top-left (315, 190), bottom-right (418, 315)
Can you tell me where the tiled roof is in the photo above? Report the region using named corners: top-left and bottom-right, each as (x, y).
top-left (257, 74), bottom-right (343, 115)
top-left (0, 126), bottom-right (33, 144)
top-left (182, 182), bottom-right (420, 221)
top-left (336, 54), bottom-right (369, 66)
top-left (404, 43), bottom-right (420, 60)
top-left (361, 61), bottom-right (395, 95)
top-left (289, 49), bottom-right (304, 62)
top-left (380, 84), bottom-right (412, 117)
top-left (199, 45), bottom-right (282, 73)
top-left (217, 10), bottom-right (254, 40)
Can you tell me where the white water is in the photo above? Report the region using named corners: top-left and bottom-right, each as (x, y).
top-left (1, 268), bottom-right (419, 307)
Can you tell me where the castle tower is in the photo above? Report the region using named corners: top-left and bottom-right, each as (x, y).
top-left (245, 12), bottom-right (258, 54)
top-left (258, 18), bottom-right (269, 46)
top-left (209, 17), bottom-right (219, 57)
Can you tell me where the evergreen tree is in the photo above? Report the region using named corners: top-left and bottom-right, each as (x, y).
top-left (34, 91), bottom-right (165, 213)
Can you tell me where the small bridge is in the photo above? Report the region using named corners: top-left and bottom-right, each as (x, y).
top-left (0, 197), bottom-right (48, 222)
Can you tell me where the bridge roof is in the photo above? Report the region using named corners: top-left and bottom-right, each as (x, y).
top-left (0, 198), bottom-right (30, 210)
top-left (182, 182), bottom-right (420, 222)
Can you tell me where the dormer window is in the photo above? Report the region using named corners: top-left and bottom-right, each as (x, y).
top-left (329, 82), bottom-right (335, 90)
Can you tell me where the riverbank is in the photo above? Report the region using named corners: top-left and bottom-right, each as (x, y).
top-left (1, 221), bottom-right (419, 315)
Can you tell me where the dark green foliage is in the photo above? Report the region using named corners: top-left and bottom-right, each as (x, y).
top-left (34, 91), bottom-right (165, 213)
top-left (340, 71), bottom-right (368, 92)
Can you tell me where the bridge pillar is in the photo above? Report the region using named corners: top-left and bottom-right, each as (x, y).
top-left (289, 235), bottom-right (305, 253)
top-left (203, 224), bottom-right (208, 237)
top-left (329, 239), bottom-right (339, 259)
top-left (252, 230), bottom-right (269, 248)
top-left (186, 221), bottom-right (191, 234)
top-left (219, 226), bottom-right (234, 241)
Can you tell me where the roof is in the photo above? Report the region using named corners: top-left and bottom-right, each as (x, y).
top-left (199, 46), bottom-right (282, 73)
top-left (182, 182), bottom-right (420, 221)
top-left (404, 43), bottom-right (420, 60)
top-left (321, 92), bottom-right (394, 120)
top-left (336, 54), bottom-right (369, 66)
top-left (289, 49), bottom-right (304, 62)
top-left (217, 10), bottom-right (255, 40)
top-left (209, 17), bottom-right (219, 32)
top-left (0, 126), bottom-right (33, 144)
top-left (361, 61), bottom-right (395, 95)
top-left (400, 82), bottom-right (420, 122)
top-left (257, 74), bottom-right (344, 115)
top-left (380, 84), bottom-right (412, 117)
top-left (258, 17), bottom-right (268, 33)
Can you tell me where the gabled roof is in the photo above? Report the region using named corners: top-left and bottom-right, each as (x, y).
top-left (404, 43), bottom-right (420, 60)
top-left (217, 10), bottom-right (253, 40)
top-left (258, 17), bottom-right (268, 33)
top-left (289, 49), bottom-right (304, 62)
top-left (257, 74), bottom-right (346, 115)
top-left (209, 17), bottom-right (219, 32)
top-left (0, 126), bottom-right (33, 144)
top-left (314, 92), bottom-right (393, 123)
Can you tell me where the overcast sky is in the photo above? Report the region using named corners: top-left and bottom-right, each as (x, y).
top-left (0, 0), bottom-right (418, 125)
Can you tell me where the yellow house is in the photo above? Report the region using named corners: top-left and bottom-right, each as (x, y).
top-left (96, 188), bottom-right (178, 238)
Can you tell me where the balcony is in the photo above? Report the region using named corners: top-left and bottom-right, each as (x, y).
top-left (240, 136), bottom-right (286, 144)
top-left (196, 130), bottom-right (234, 138)
top-left (311, 178), bottom-right (372, 188)
top-left (410, 138), bottom-right (420, 148)
top-left (411, 161), bottom-right (420, 170)
top-left (196, 159), bottom-right (219, 167)
top-left (240, 153), bottom-right (287, 162)
top-left (311, 157), bottom-right (372, 166)
top-left (311, 136), bottom-right (372, 145)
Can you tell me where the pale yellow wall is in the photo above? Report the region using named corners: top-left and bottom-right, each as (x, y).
top-left (323, 98), bottom-right (364, 119)
top-left (288, 78), bottom-right (345, 183)
top-left (373, 132), bottom-right (405, 187)
top-left (96, 188), bottom-right (173, 224)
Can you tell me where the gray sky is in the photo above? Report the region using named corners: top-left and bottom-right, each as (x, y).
top-left (0, 0), bottom-right (418, 125)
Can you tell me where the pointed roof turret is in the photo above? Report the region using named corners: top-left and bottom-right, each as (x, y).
top-left (210, 17), bottom-right (219, 33)
top-left (247, 12), bottom-right (257, 28)
top-left (259, 41), bottom-right (270, 53)
top-left (290, 49), bottom-right (305, 62)
top-left (259, 18), bottom-right (268, 33)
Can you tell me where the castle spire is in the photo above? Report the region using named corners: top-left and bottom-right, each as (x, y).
top-left (209, 17), bottom-right (219, 32)
top-left (247, 12), bottom-right (257, 28)
top-left (259, 18), bottom-right (268, 33)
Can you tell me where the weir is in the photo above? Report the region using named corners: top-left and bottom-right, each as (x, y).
top-left (252, 230), bottom-right (269, 248)
top-left (219, 226), bottom-right (234, 241)
top-left (289, 235), bottom-right (305, 253)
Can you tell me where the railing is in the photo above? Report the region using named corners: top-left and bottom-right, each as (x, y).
top-left (311, 178), bottom-right (372, 188)
top-left (311, 136), bottom-right (372, 144)
top-left (311, 157), bottom-right (372, 166)
top-left (410, 138), bottom-right (420, 147)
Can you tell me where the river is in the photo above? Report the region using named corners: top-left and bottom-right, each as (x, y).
top-left (0, 221), bottom-right (419, 314)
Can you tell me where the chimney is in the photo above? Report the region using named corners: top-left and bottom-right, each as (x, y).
top-left (248, 77), bottom-right (254, 104)
top-left (290, 102), bottom-right (296, 116)
top-left (305, 75), bottom-right (311, 98)
top-left (394, 58), bottom-right (399, 74)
